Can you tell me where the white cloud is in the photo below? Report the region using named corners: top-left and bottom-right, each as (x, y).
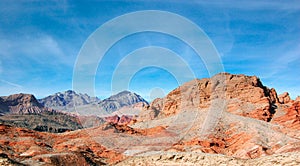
top-left (0, 33), bottom-right (73, 67)
top-left (261, 44), bottom-right (300, 79)
top-left (0, 79), bottom-right (22, 88)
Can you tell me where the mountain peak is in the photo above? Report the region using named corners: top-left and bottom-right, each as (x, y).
top-left (0, 93), bottom-right (49, 114)
top-left (99, 90), bottom-right (148, 114)
top-left (38, 90), bottom-right (100, 111)
top-left (147, 72), bottom-right (279, 121)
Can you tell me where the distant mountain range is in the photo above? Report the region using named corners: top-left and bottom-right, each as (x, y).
top-left (0, 93), bottom-right (82, 132)
top-left (0, 90), bottom-right (148, 132)
top-left (0, 73), bottom-right (300, 165)
top-left (98, 90), bottom-right (148, 114)
top-left (38, 90), bottom-right (148, 115)
top-left (38, 90), bottom-right (100, 111)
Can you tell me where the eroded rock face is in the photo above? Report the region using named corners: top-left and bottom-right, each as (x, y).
top-left (0, 73), bottom-right (299, 165)
top-left (0, 93), bottom-right (52, 114)
top-left (143, 73), bottom-right (280, 122)
top-left (272, 101), bottom-right (300, 138)
top-left (104, 115), bottom-right (136, 125)
top-left (278, 92), bottom-right (291, 104)
top-left (0, 124), bottom-right (124, 165)
top-left (171, 113), bottom-right (300, 159)
top-left (132, 73), bottom-right (300, 160)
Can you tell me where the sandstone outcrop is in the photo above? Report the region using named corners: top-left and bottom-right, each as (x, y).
top-left (104, 115), bottom-right (136, 125)
top-left (278, 92), bottom-right (291, 104)
top-left (0, 124), bottom-right (124, 165)
top-left (1, 73), bottom-right (299, 165)
top-left (272, 101), bottom-right (300, 138)
top-left (143, 73), bottom-right (280, 122)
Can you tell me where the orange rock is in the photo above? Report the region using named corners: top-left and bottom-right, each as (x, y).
top-left (272, 101), bottom-right (300, 133)
top-left (278, 92), bottom-right (291, 104)
top-left (0, 124), bottom-right (124, 165)
top-left (144, 73), bottom-right (279, 122)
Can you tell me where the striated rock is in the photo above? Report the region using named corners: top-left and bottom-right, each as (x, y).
top-left (272, 101), bottom-right (300, 138)
top-left (0, 124), bottom-right (124, 165)
top-left (0, 93), bottom-right (53, 115)
top-left (142, 73), bottom-right (279, 122)
top-left (278, 92), bottom-right (291, 104)
top-left (0, 73), bottom-right (299, 165)
top-left (171, 112), bottom-right (300, 159)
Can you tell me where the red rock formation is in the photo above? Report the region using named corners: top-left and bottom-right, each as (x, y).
top-left (143, 73), bottom-right (279, 122)
top-left (278, 92), bottom-right (291, 104)
top-left (118, 115), bottom-right (134, 125)
top-left (104, 115), bottom-right (120, 124)
top-left (172, 118), bottom-right (300, 159)
top-left (272, 101), bottom-right (300, 138)
top-left (0, 124), bottom-right (124, 165)
top-left (1, 73), bottom-right (299, 164)
top-left (296, 96), bottom-right (300, 102)
top-left (104, 115), bottom-right (135, 125)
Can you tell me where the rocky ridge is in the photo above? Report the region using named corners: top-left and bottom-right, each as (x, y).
top-left (0, 93), bottom-right (83, 133)
top-left (0, 73), bottom-right (299, 165)
top-left (134, 73), bottom-right (300, 160)
top-left (0, 93), bottom-right (53, 115)
top-left (142, 73), bottom-right (282, 122)
top-left (0, 124), bottom-right (124, 165)
top-left (98, 90), bottom-right (148, 114)
top-left (38, 90), bottom-right (100, 111)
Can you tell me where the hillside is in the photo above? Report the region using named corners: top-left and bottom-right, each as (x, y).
top-left (0, 73), bottom-right (299, 165)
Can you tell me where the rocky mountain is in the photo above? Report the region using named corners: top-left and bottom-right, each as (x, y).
top-left (0, 124), bottom-right (124, 165)
top-left (38, 90), bottom-right (100, 111)
top-left (135, 73), bottom-right (300, 159)
top-left (0, 73), bottom-right (299, 165)
top-left (38, 90), bottom-right (148, 116)
top-left (0, 93), bottom-right (83, 133)
top-left (0, 93), bottom-right (52, 115)
top-left (98, 90), bottom-right (148, 114)
top-left (140, 73), bottom-right (281, 121)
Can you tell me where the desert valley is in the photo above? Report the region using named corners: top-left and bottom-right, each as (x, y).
top-left (1, 73), bottom-right (300, 165)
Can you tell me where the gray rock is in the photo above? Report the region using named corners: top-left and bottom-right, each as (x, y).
top-left (38, 90), bottom-right (100, 111)
top-left (98, 90), bottom-right (148, 114)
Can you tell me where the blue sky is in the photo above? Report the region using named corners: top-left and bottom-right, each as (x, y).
top-left (0, 0), bottom-right (299, 100)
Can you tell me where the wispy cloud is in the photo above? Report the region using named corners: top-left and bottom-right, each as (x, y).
top-left (0, 33), bottom-right (71, 65)
top-left (0, 79), bottom-right (22, 88)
